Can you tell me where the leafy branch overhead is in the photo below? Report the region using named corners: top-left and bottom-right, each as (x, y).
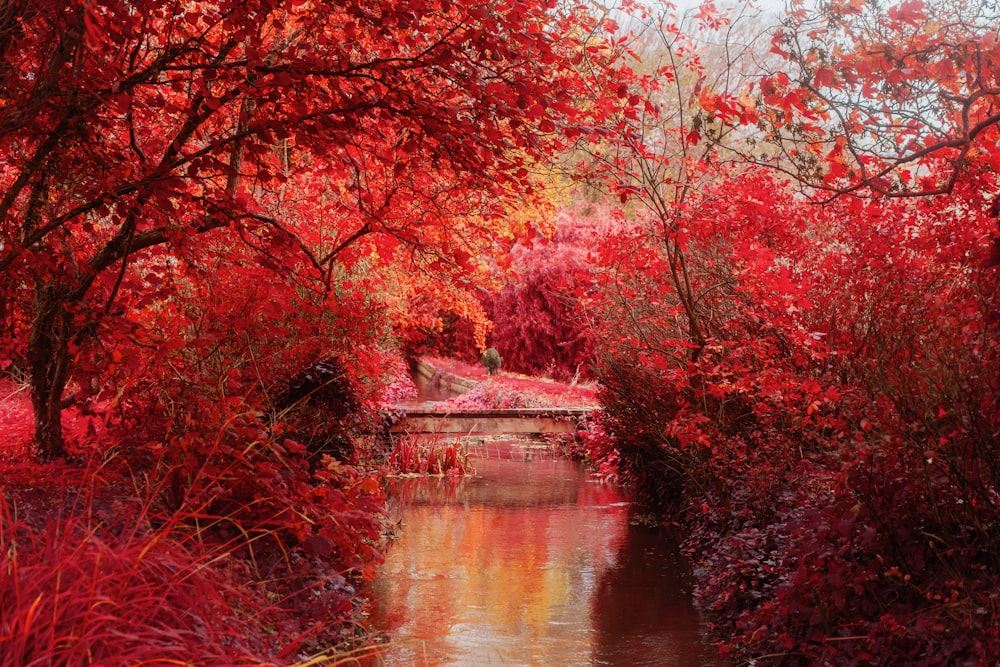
top-left (757, 0), bottom-right (1000, 198)
top-left (0, 0), bottom-right (624, 458)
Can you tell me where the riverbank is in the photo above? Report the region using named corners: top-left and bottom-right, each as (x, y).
top-left (415, 355), bottom-right (600, 409)
top-left (0, 374), bottom-right (387, 664)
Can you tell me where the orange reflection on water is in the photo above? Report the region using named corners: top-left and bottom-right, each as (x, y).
top-left (365, 444), bottom-right (715, 666)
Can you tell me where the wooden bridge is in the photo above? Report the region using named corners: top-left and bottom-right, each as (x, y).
top-left (389, 407), bottom-right (595, 435)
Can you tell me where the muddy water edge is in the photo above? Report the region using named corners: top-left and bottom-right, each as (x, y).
top-left (361, 437), bottom-right (719, 666)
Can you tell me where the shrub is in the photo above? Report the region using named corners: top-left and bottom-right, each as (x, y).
top-left (587, 174), bottom-right (1000, 663)
top-left (483, 211), bottom-right (598, 382)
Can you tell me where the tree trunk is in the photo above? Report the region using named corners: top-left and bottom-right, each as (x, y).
top-left (27, 283), bottom-right (71, 460)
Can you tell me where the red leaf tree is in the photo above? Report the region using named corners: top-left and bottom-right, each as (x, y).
top-left (484, 207), bottom-right (599, 381)
top-left (0, 0), bottom-right (624, 458)
top-left (758, 0), bottom-right (1000, 198)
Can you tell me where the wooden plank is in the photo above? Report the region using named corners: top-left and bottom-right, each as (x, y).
top-left (391, 414), bottom-right (580, 435)
top-left (398, 407), bottom-right (595, 418)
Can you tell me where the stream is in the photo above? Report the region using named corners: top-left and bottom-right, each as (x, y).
top-left (362, 437), bottom-right (718, 666)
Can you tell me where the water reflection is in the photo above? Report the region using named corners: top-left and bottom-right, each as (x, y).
top-left (364, 443), bottom-right (717, 666)
top-left (591, 524), bottom-right (716, 666)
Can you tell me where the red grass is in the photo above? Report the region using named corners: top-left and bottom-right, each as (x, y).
top-left (0, 494), bottom-right (270, 666)
top-left (0, 377), bottom-right (389, 664)
top-left (388, 434), bottom-right (473, 476)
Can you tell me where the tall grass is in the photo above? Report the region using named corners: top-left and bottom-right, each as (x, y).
top-left (0, 493), bottom-right (270, 665)
top-left (387, 434), bottom-right (473, 476)
top-left (0, 422), bottom-right (389, 665)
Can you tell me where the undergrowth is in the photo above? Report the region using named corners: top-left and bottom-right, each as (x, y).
top-left (0, 491), bottom-right (267, 665)
top-left (0, 401), bottom-right (389, 664)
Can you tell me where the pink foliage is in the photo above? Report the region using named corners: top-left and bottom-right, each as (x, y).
top-left (484, 210), bottom-right (601, 381)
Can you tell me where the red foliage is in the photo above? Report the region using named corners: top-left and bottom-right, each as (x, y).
top-left (761, 0), bottom-right (1000, 198)
top-left (0, 493), bottom-right (276, 665)
top-left (404, 311), bottom-right (481, 365)
top-left (0, 379), bottom-right (31, 460)
top-left (484, 210), bottom-right (601, 381)
top-left (0, 0), bottom-right (637, 660)
top-left (0, 0), bottom-right (630, 459)
top-left (0, 529), bottom-right (216, 662)
top-left (575, 416), bottom-right (620, 481)
top-left (0, 411), bottom-right (387, 661)
top-left (586, 166), bottom-right (1000, 663)
top-left (388, 435), bottom-right (473, 476)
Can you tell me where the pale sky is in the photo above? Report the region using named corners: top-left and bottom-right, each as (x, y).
top-left (673, 0), bottom-right (791, 19)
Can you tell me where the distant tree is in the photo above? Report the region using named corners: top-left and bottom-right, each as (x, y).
top-left (485, 208), bottom-right (599, 381)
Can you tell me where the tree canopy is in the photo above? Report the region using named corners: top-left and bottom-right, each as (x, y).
top-left (0, 0), bottom-right (623, 457)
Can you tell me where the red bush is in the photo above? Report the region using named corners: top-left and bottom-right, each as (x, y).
top-left (484, 210), bottom-right (600, 381)
top-left (586, 171), bottom-right (1000, 664)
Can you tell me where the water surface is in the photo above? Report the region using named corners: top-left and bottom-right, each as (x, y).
top-left (364, 441), bottom-right (717, 666)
